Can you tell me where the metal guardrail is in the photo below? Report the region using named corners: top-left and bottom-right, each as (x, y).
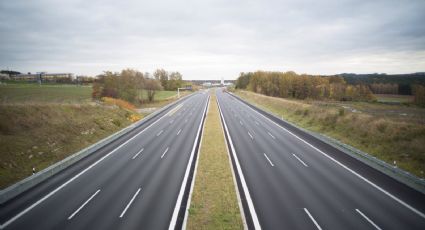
top-left (228, 92), bottom-right (425, 194)
top-left (0, 93), bottom-right (194, 204)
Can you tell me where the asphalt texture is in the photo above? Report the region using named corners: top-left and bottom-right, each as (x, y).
top-left (216, 90), bottom-right (425, 230)
top-left (0, 91), bottom-right (210, 230)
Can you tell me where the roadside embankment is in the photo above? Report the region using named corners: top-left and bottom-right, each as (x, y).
top-left (235, 90), bottom-right (425, 178)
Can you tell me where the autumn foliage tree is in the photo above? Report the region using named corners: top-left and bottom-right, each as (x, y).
top-left (236, 71), bottom-right (375, 101)
top-left (92, 70), bottom-right (143, 103)
top-left (92, 69), bottom-right (168, 104)
top-left (145, 78), bottom-right (163, 102)
top-left (413, 85), bottom-right (425, 106)
top-left (153, 69), bottom-right (183, 90)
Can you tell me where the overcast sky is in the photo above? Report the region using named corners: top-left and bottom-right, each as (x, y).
top-left (1, 0), bottom-right (424, 80)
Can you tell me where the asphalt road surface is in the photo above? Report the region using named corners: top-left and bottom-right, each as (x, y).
top-left (216, 90), bottom-right (425, 230)
top-left (0, 91), bottom-right (209, 230)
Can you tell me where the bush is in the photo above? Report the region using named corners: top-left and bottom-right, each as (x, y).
top-left (101, 97), bottom-right (136, 111)
top-left (128, 114), bottom-right (142, 122)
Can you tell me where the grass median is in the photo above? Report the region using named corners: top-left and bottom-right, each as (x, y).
top-left (187, 91), bottom-right (243, 230)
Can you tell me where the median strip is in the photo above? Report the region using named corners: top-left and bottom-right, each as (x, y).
top-left (186, 92), bottom-right (243, 229)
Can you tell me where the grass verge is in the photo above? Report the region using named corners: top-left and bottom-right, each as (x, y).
top-left (235, 90), bottom-right (425, 178)
top-left (187, 91), bottom-right (243, 229)
top-left (0, 84), bottom-right (189, 188)
top-left (0, 104), bottom-right (137, 188)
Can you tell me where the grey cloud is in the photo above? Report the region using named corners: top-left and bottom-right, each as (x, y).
top-left (1, 0), bottom-right (424, 79)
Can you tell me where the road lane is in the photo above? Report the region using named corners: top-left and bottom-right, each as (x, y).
top-left (1, 91), bottom-right (209, 230)
top-left (217, 90), bottom-right (425, 230)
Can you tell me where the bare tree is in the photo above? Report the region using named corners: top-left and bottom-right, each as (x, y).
top-left (145, 79), bottom-right (162, 102)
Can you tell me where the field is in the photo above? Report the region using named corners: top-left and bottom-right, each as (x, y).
top-left (0, 83), bottom-right (185, 188)
top-left (235, 90), bottom-right (425, 178)
top-left (140, 90), bottom-right (178, 101)
top-left (187, 91), bottom-right (243, 229)
top-left (375, 94), bottom-right (414, 103)
top-left (0, 83), bottom-right (181, 105)
top-left (0, 84), bottom-right (92, 104)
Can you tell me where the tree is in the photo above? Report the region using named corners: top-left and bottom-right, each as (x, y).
top-left (235, 72), bottom-right (252, 89)
top-left (413, 85), bottom-right (425, 106)
top-left (145, 79), bottom-right (162, 102)
top-left (154, 69), bottom-right (168, 90)
top-left (235, 70), bottom-right (375, 102)
top-left (120, 69), bottom-right (144, 102)
top-left (168, 71), bottom-right (183, 90)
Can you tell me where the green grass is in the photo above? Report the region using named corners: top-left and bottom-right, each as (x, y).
top-left (375, 94), bottom-right (414, 103)
top-left (0, 84), bottom-right (92, 103)
top-left (0, 83), bottom-right (187, 106)
top-left (0, 104), bottom-right (135, 188)
top-left (0, 83), bottom-right (190, 188)
top-left (236, 90), bottom-right (425, 178)
top-left (140, 90), bottom-right (178, 101)
top-left (187, 91), bottom-right (243, 230)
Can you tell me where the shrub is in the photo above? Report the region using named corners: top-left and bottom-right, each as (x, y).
top-left (101, 97), bottom-right (136, 111)
top-left (128, 114), bottom-right (141, 122)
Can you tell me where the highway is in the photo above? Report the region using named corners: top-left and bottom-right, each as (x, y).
top-left (0, 91), bottom-right (209, 230)
top-left (216, 90), bottom-right (425, 230)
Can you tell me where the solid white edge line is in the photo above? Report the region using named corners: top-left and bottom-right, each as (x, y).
top-left (217, 95), bottom-right (262, 230)
top-left (355, 209), bottom-right (382, 230)
top-left (231, 92), bottom-right (425, 219)
top-left (263, 153), bottom-right (275, 167)
top-left (119, 188), bottom-right (141, 218)
top-left (218, 96), bottom-right (249, 229)
top-left (161, 147), bottom-right (169, 159)
top-left (0, 97), bottom-right (188, 229)
top-left (181, 94), bottom-right (210, 229)
top-left (292, 154), bottom-right (308, 167)
top-left (177, 129), bottom-right (182, 136)
top-left (132, 148), bottom-right (144, 160)
top-left (168, 95), bottom-right (210, 230)
top-left (68, 189), bottom-right (100, 220)
top-left (304, 208), bottom-right (323, 230)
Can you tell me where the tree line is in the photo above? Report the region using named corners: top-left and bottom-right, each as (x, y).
top-left (92, 68), bottom-right (184, 104)
top-left (235, 71), bottom-right (375, 101)
top-left (153, 69), bottom-right (184, 91)
top-left (339, 72), bottom-right (425, 95)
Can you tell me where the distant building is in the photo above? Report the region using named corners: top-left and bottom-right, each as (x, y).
top-left (11, 73), bottom-right (74, 83)
top-left (202, 82), bottom-right (212, 87)
top-left (0, 73), bottom-right (10, 80)
top-left (190, 79), bottom-right (236, 85)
